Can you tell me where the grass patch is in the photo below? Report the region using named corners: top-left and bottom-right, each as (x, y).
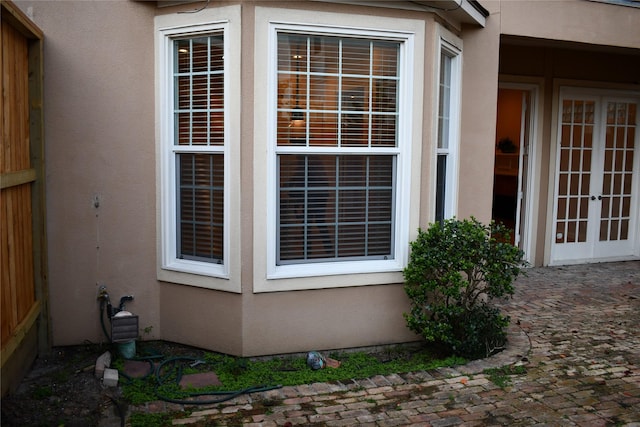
top-left (207, 350), bottom-right (465, 390)
top-left (129, 412), bottom-right (173, 427)
top-left (121, 342), bottom-right (466, 405)
top-left (484, 364), bottom-right (526, 389)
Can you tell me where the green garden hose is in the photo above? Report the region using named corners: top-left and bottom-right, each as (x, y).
top-left (122, 355), bottom-right (282, 406)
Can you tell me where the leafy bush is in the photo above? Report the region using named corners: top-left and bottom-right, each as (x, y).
top-left (403, 217), bottom-right (525, 359)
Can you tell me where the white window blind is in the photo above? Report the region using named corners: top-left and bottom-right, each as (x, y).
top-left (275, 33), bottom-right (400, 264)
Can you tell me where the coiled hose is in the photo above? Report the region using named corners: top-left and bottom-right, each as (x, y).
top-left (154, 356), bottom-right (281, 405)
top-left (100, 299), bottom-right (281, 405)
top-left (119, 355), bottom-right (281, 405)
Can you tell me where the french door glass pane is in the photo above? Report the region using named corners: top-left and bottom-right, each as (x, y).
top-left (600, 101), bottom-right (637, 241)
top-left (278, 154), bottom-right (394, 264)
top-left (555, 100), bottom-right (594, 243)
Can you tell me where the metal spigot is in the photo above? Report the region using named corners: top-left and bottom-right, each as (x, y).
top-left (118, 295), bottom-right (134, 311)
top-left (97, 285), bottom-right (110, 303)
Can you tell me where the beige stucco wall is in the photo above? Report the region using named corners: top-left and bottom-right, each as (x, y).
top-left (159, 283), bottom-right (243, 354)
top-left (15, 0), bottom-right (161, 346)
top-left (457, 1), bottom-right (501, 222)
top-left (242, 286), bottom-right (417, 356)
top-left (499, 0), bottom-right (640, 49)
top-left (14, 0), bottom-right (639, 355)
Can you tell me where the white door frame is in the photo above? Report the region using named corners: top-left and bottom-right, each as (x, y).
top-left (497, 81), bottom-right (541, 265)
top-left (548, 85), bottom-right (640, 265)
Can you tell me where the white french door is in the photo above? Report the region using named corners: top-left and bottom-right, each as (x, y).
top-left (551, 88), bottom-right (640, 264)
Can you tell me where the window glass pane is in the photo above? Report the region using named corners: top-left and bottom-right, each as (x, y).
top-left (191, 37), bottom-right (210, 72)
top-left (174, 34), bottom-right (224, 147)
top-left (192, 74), bottom-right (208, 109)
top-left (309, 74), bottom-right (337, 110)
top-left (309, 112), bottom-right (338, 146)
top-left (342, 79), bottom-right (370, 111)
top-left (278, 154), bottom-right (394, 264)
top-left (373, 41), bottom-right (399, 77)
top-left (373, 80), bottom-right (397, 113)
top-left (438, 53), bottom-right (452, 149)
top-left (177, 154), bottom-right (224, 262)
top-left (372, 79), bottom-right (397, 148)
top-left (209, 111), bottom-right (224, 145)
top-left (435, 154), bottom-right (447, 223)
top-left (276, 33), bottom-right (400, 149)
top-left (341, 39), bottom-right (371, 75)
top-left (310, 36), bottom-right (339, 74)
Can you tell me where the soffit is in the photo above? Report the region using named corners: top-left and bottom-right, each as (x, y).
top-left (155, 0), bottom-right (488, 28)
top-left (312, 0), bottom-right (487, 28)
top-left (502, 35), bottom-right (640, 57)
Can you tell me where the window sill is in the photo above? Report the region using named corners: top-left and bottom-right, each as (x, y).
top-left (253, 269), bottom-right (404, 293)
top-left (158, 262), bottom-right (240, 293)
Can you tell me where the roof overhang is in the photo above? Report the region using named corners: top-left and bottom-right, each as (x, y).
top-left (410, 0), bottom-right (488, 27)
top-left (157, 0), bottom-right (489, 28)
top-left (311, 0), bottom-right (488, 28)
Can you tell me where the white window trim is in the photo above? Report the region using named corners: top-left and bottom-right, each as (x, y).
top-left (253, 7), bottom-right (424, 292)
top-left (155, 6), bottom-right (241, 292)
top-left (433, 29), bottom-right (462, 222)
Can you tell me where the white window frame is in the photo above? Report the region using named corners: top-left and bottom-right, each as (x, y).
top-left (253, 7), bottom-right (425, 291)
top-left (155, 6), bottom-right (241, 292)
top-left (434, 34), bottom-right (462, 222)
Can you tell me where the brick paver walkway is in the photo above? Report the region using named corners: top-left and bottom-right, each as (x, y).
top-left (105, 261), bottom-right (640, 426)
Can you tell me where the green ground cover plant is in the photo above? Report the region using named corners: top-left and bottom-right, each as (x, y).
top-left (484, 364), bottom-right (527, 389)
top-left (119, 342), bottom-right (466, 406)
top-left (129, 412), bottom-right (172, 427)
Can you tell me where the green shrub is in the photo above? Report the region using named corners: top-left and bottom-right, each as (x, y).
top-left (403, 217), bottom-right (525, 359)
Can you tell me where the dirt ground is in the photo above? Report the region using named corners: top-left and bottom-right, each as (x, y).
top-left (1, 343), bottom-right (114, 426)
top-left (1, 341), bottom-right (212, 427)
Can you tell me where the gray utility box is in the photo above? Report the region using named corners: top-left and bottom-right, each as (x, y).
top-left (111, 314), bottom-right (139, 343)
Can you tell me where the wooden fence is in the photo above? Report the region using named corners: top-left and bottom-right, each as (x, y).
top-left (1, 0), bottom-right (47, 395)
